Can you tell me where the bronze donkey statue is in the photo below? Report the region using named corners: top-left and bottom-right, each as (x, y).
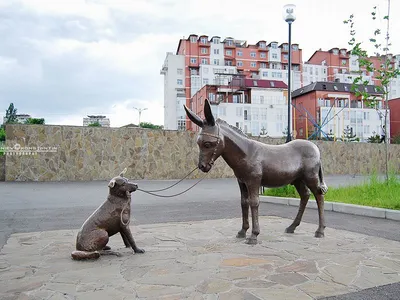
top-left (184, 99), bottom-right (328, 245)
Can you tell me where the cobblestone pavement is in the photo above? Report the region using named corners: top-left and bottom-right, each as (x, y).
top-left (1, 216), bottom-right (400, 300)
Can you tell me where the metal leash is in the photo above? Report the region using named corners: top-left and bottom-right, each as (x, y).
top-left (137, 170), bottom-right (209, 198)
top-left (144, 166), bottom-right (199, 192)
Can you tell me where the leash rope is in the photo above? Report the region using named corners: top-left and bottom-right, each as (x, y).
top-left (144, 166), bottom-right (199, 192)
top-left (137, 171), bottom-right (209, 198)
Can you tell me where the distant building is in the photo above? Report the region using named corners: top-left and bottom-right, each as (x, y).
top-left (2, 114), bottom-right (31, 124)
top-left (161, 34), bottom-right (302, 131)
top-left (83, 115), bottom-right (110, 127)
top-left (388, 97), bottom-right (400, 140)
top-left (191, 78), bottom-right (289, 138)
top-left (292, 82), bottom-right (387, 142)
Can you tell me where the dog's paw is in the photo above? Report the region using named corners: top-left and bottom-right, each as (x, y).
top-left (134, 248), bottom-right (145, 254)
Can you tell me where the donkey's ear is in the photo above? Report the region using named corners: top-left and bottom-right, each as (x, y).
top-left (204, 99), bottom-right (215, 126)
top-left (183, 104), bottom-right (203, 128)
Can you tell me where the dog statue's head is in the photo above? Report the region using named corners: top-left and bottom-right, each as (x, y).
top-left (108, 168), bottom-right (138, 198)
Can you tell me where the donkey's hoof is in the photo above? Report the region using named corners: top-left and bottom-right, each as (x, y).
top-left (285, 227), bottom-right (295, 234)
top-left (245, 238), bottom-right (258, 245)
top-left (315, 231), bottom-right (325, 238)
top-left (236, 231), bottom-right (246, 238)
top-left (103, 245), bottom-right (111, 250)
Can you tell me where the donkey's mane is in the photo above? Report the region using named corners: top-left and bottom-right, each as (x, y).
top-left (216, 118), bottom-right (248, 138)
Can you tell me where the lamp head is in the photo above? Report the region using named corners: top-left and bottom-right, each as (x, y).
top-left (283, 4), bottom-right (296, 23)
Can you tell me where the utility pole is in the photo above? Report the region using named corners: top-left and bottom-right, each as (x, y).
top-left (133, 107), bottom-right (148, 127)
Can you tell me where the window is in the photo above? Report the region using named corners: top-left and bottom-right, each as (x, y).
top-left (190, 36), bottom-right (197, 43)
top-left (237, 51), bottom-right (243, 56)
top-left (213, 38), bottom-right (219, 44)
top-left (272, 53), bottom-right (278, 59)
top-left (262, 71), bottom-right (268, 77)
top-left (283, 44), bottom-right (289, 51)
top-left (200, 37), bottom-right (208, 44)
top-left (283, 54), bottom-right (288, 60)
top-left (214, 49), bottom-right (219, 55)
top-left (250, 62), bottom-right (257, 68)
top-left (203, 78), bottom-right (209, 85)
top-left (177, 79), bottom-right (183, 85)
top-left (190, 58), bottom-right (197, 64)
top-left (177, 68), bottom-right (183, 75)
top-left (237, 61), bottom-right (243, 67)
top-left (226, 50), bottom-right (232, 56)
top-left (213, 59), bottom-right (220, 65)
top-left (332, 49), bottom-right (339, 55)
top-left (225, 60), bottom-right (233, 66)
top-left (271, 43), bottom-right (277, 49)
top-left (226, 40), bottom-right (233, 46)
top-left (250, 52), bottom-right (256, 57)
top-left (201, 48), bottom-right (207, 54)
top-left (201, 58), bottom-right (208, 64)
top-left (259, 42), bottom-right (266, 48)
top-left (177, 119), bottom-right (186, 130)
top-left (260, 63), bottom-right (267, 68)
top-left (341, 49), bottom-right (346, 55)
top-left (292, 45), bottom-right (299, 50)
top-left (260, 52), bottom-right (266, 58)
top-left (342, 59), bottom-right (346, 66)
top-left (208, 93), bottom-right (215, 101)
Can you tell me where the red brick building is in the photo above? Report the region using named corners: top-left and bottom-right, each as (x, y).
top-left (388, 97), bottom-right (400, 140)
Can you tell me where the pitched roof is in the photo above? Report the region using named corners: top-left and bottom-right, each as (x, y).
top-left (244, 79), bottom-right (287, 89)
top-left (292, 81), bottom-right (383, 98)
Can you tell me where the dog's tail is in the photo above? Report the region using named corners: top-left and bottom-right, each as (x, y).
top-left (71, 250), bottom-right (100, 260)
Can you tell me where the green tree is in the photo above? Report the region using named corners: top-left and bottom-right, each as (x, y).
top-left (88, 121), bottom-right (102, 127)
top-left (343, 1), bottom-right (399, 182)
top-left (339, 125), bottom-right (359, 142)
top-left (4, 103), bottom-right (18, 124)
top-left (139, 122), bottom-right (163, 129)
top-left (367, 131), bottom-right (381, 143)
top-left (25, 118), bottom-right (45, 125)
top-left (0, 127), bottom-right (5, 142)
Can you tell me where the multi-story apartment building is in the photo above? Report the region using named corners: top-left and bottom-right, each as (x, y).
top-left (305, 48), bottom-right (400, 99)
top-left (83, 115), bottom-right (110, 127)
top-left (160, 34), bottom-right (302, 131)
top-left (292, 82), bottom-right (388, 142)
top-left (191, 78), bottom-right (289, 137)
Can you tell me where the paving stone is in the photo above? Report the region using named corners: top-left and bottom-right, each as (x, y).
top-left (277, 260), bottom-right (318, 273)
top-left (250, 285), bottom-right (313, 300)
top-left (268, 272), bottom-right (309, 286)
top-left (235, 279), bottom-right (276, 289)
top-left (1, 216), bottom-right (400, 299)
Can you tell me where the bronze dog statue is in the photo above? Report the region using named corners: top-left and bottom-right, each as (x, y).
top-left (71, 168), bottom-right (145, 260)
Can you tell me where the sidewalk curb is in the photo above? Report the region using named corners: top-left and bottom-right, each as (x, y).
top-left (260, 196), bottom-right (400, 221)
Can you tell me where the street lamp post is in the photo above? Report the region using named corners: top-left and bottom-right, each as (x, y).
top-left (133, 107), bottom-right (148, 127)
top-left (283, 4), bottom-right (296, 143)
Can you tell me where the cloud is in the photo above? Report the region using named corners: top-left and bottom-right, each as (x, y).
top-left (0, 0), bottom-right (399, 128)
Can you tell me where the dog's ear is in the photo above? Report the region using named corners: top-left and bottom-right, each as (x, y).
top-left (119, 167), bottom-right (127, 177)
top-left (108, 179), bottom-right (116, 188)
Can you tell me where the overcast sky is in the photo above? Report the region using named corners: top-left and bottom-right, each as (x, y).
top-left (0, 0), bottom-right (398, 127)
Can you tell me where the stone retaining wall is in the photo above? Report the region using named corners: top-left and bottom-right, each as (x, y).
top-left (3, 124), bottom-right (400, 181)
top-left (0, 155), bottom-right (5, 181)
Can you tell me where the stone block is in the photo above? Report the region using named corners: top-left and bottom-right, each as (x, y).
top-left (332, 203), bottom-right (386, 218)
top-left (385, 209), bottom-right (400, 221)
top-left (259, 196), bottom-right (289, 206)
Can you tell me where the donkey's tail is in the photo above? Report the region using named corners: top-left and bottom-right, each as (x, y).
top-left (318, 163), bottom-right (328, 195)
